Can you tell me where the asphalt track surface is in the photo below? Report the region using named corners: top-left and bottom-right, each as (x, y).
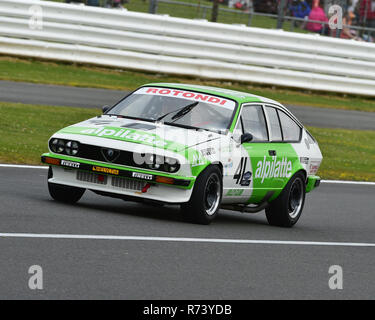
top-left (0, 166), bottom-right (374, 299)
top-left (1, 80), bottom-right (375, 130)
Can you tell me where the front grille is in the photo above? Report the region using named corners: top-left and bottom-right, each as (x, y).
top-left (76, 171), bottom-right (107, 185)
top-left (111, 176), bottom-right (145, 191)
top-left (73, 143), bottom-right (179, 174)
top-left (78, 144), bottom-right (134, 166)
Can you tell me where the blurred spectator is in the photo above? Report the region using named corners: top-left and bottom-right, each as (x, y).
top-left (338, 10), bottom-right (363, 39)
top-left (65, 0), bottom-right (98, 4)
top-left (105, 0), bottom-right (128, 8)
top-left (359, 0), bottom-right (375, 30)
top-left (290, 0), bottom-right (311, 19)
top-left (87, 0), bottom-right (100, 6)
top-left (253, 0), bottom-right (278, 14)
top-left (306, 0), bottom-right (328, 34)
top-left (348, 0), bottom-right (360, 12)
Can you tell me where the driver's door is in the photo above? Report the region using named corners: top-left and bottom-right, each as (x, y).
top-left (223, 104), bottom-right (268, 203)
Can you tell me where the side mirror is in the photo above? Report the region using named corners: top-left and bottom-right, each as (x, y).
top-left (241, 132), bottom-right (253, 144)
top-left (102, 105), bottom-right (110, 114)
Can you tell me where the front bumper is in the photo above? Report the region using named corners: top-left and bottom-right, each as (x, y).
top-left (42, 154), bottom-right (195, 204)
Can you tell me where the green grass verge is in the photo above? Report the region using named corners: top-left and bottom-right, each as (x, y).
top-left (1, 56), bottom-right (375, 112)
top-left (0, 102), bottom-right (99, 164)
top-left (1, 102), bottom-right (374, 181)
top-left (307, 126), bottom-right (375, 182)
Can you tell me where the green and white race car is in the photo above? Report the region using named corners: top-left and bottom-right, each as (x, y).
top-left (42, 83), bottom-right (322, 227)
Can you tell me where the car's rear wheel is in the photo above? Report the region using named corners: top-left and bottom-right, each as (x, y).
top-left (265, 171), bottom-right (306, 228)
top-left (181, 166), bottom-right (222, 225)
top-left (48, 167), bottom-right (85, 204)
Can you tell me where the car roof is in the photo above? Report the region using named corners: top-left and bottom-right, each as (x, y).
top-left (142, 83), bottom-right (282, 105)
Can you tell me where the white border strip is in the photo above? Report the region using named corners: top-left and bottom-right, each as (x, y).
top-left (0, 164), bottom-right (48, 169)
top-left (1, 164), bottom-right (374, 185)
top-left (1, 233), bottom-right (375, 247)
top-left (321, 180), bottom-right (375, 186)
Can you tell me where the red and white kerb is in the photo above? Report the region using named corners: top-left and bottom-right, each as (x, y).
top-left (135, 87), bottom-right (236, 110)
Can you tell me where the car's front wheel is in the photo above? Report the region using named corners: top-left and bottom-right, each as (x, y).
top-left (265, 171), bottom-right (306, 228)
top-left (181, 166), bottom-right (222, 225)
top-left (48, 167), bottom-right (85, 204)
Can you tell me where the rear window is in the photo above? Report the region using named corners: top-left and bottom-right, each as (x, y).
top-left (278, 111), bottom-right (301, 141)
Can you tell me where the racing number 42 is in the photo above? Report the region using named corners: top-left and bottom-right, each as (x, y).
top-left (233, 157), bottom-right (252, 186)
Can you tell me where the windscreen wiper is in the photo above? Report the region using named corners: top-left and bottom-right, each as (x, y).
top-left (156, 101), bottom-right (199, 122)
top-left (107, 114), bottom-right (155, 123)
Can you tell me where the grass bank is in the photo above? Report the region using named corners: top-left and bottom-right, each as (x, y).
top-left (1, 56), bottom-right (374, 112)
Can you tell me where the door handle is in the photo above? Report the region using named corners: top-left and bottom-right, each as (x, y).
top-left (269, 150), bottom-right (277, 156)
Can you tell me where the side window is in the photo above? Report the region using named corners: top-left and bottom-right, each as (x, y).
top-left (265, 107), bottom-right (282, 141)
top-left (241, 105), bottom-right (268, 141)
top-left (278, 111), bottom-right (301, 141)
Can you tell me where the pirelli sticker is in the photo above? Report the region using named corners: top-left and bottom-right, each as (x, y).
top-left (132, 172), bottom-right (153, 180)
top-left (61, 160), bottom-right (80, 168)
top-left (92, 166), bottom-right (119, 175)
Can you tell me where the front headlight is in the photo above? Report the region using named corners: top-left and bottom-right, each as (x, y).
top-left (165, 156), bottom-right (179, 173)
top-left (65, 141), bottom-right (79, 156)
top-left (49, 139), bottom-right (79, 155)
top-left (50, 138), bottom-right (65, 153)
top-left (143, 154), bottom-right (180, 173)
top-left (50, 138), bottom-right (59, 153)
top-left (146, 154), bottom-right (163, 170)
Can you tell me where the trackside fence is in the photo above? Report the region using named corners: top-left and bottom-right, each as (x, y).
top-left (0, 0), bottom-right (375, 96)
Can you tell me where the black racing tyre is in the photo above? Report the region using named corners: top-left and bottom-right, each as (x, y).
top-left (47, 167), bottom-right (85, 204)
top-left (181, 166), bottom-right (222, 225)
top-left (265, 171), bottom-right (306, 228)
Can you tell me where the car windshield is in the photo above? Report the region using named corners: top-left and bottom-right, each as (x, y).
top-left (108, 87), bottom-right (237, 134)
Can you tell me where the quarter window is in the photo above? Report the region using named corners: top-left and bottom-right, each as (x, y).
top-left (240, 105), bottom-right (268, 141)
top-left (278, 111), bottom-right (301, 141)
top-left (265, 107), bottom-right (282, 141)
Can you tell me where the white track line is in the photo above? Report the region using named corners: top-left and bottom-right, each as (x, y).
top-left (1, 164), bottom-right (374, 185)
top-left (0, 233), bottom-right (374, 248)
top-left (0, 164), bottom-right (48, 169)
top-left (321, 180), bottom-right (375, 186)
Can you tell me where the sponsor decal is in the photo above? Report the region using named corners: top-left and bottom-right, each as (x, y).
top-left (191, 152), bottom-right (206, 167)
top-left (226, 189), bottom-right (244, 196)
top-left (309, 161), bottom-right (320, 175)
top-left (136, 87), bottom-right (236, 110)
top-left (61, 160), bottom-right (80, 168)
top-left (132, 172), bottom-right (153, 180)
top-left (200, 148), bottom-right (215, 156)
top-left (92, 166), bottom-right (119, 175)
top-left (255, 156), bottom-right (292, 184)
top-left (79, 127), bottom-right (168, 147)
top-left (300, 157), bottom-right (309, 165)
